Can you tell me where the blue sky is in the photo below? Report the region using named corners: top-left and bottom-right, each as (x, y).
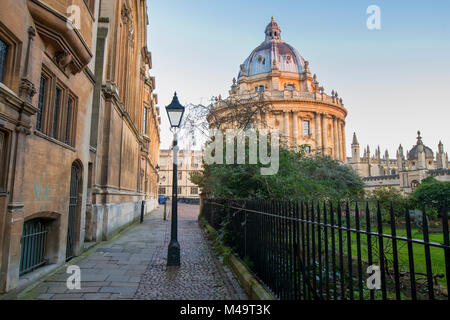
top-left (147, 0), bottom-right (450, 157)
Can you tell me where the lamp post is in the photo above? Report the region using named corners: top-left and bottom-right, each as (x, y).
top-left (165, 92), bottom-right (185, 266)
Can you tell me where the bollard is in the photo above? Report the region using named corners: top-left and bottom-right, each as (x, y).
top-left (140, 200), bottom-right (145, 223)
top-left (164, 201), bottom-right (167, 221)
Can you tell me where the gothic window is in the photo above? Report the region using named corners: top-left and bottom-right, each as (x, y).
top-left (64, 96), bottom-right (72, 143)
top-left (0, 26), bottom-right (20, 89)
top-left (36, 66), bottom-right (77, 147)
top-left (0, 38), bottom-right (7, 83)
top-left (303, 120), bottom-right (310, 136)
top-left (51, 87), bottom-right (62, 138)
top-left (36, 75), bottom-right (48, 132)
top-left (64, 95), bottom-right (77, 146)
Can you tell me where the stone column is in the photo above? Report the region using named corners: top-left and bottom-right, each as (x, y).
top-left (2, 124), bottom-right (31, 291)
top-left (298, 115), bottom-right (303, 141)
top-left (333, 116), bottom-right (338, 159)
top-left (315, 112), bottom-right (322, 152)
top-left (341, 121), bottom-right (346, 162)
top-left (321, 113), bottom-right (328, 155)
top-left (19, 27), bottom-right (37, 103)
top-left (284, 111), bottom-right (289, 141)
top-left (337, 119), bottom-right (343, 160)
top-left (264, 111), bottom-right (269, 129)
top-left (292, 111), bottom-right (298, 146)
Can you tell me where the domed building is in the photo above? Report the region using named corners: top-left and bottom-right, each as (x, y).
top-left (212, 18), bottom-right (348, 161)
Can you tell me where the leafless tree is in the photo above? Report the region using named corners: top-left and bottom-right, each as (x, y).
top-left (179, 92), bottom-right (275, 147)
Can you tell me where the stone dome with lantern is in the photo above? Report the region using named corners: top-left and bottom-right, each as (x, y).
top-left (214, 18), bottom-right (349, 161)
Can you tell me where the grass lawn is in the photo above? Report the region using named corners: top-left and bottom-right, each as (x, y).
top-left (325, 226), bottom-right (448, 289)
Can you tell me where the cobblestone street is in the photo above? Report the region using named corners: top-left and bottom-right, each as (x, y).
top-left (21, 204), bottom-right (246, 300)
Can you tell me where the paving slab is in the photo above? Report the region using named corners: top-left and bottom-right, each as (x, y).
top-left (19, 204), bottom-right (247, 300)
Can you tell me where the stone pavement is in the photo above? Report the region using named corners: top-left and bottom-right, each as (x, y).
top-left (24, 204), bottom-right (246, 300)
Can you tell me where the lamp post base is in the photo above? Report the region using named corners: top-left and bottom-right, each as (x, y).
top-left (167, 239), bottom-right (180, 266)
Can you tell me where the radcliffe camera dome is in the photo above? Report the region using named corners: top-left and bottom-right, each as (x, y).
top-left (238, 17), bottom-right (306, 79)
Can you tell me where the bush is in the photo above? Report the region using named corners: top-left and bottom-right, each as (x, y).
top-left (410, 177), bottom-right (450, 216)
top-left (191, 132), bottom-right (364, 201)
top-left (366, 186), bottom-right (407, 222)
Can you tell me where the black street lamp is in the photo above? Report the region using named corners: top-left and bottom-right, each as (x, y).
top-left (165, 92), bottom-right (185, 267)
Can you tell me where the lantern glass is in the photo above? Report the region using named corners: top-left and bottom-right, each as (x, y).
top-left (165, 92), bottom-right (185, 128)
top-left (167, 109), bottom-right (183, 127)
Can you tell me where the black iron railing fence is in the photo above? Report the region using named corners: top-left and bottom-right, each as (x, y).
top-left (202, 198), bottom-right (450, 300)
top-left (19, 219), bottom-right (49, 276)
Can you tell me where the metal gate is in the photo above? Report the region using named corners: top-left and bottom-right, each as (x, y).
top-left (66, 165), bottom-right (79, 260)
top-left (19, 219), bottom-right (49, 276)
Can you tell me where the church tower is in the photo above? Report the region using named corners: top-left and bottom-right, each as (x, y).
top-left (436, 140), bottom-right (449, 169)
top-left (351, 132), bottom-right (360, 163)
top-left (396, 144), bottom-right (405, 171)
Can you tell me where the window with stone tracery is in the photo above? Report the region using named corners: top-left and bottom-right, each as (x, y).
top-left (36, 66), bottom-right (77, 147)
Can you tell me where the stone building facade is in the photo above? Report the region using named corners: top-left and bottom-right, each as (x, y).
top-left (212, 18), bottom-right (347, 161)
top-left (85, 0), bottom-right (160, 243)
top-left (0, 0), bottom-right (160, 293)
top-left (348, 131), bottom-right (449, 193)
top-left (158, 149), bottom-right (202, 200)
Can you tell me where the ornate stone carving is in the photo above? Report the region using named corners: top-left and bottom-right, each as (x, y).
top-left (19, 78), bottom-right (37, 103)
top-left (304, 61), bottom-right (310, 73)
top-left (53, 50), bottom-right (71, 69)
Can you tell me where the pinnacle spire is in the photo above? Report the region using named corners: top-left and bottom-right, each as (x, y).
top-left (352, 132), bottom-right (359, 145)
top-left (416, 130), bottom-right (423, 145)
